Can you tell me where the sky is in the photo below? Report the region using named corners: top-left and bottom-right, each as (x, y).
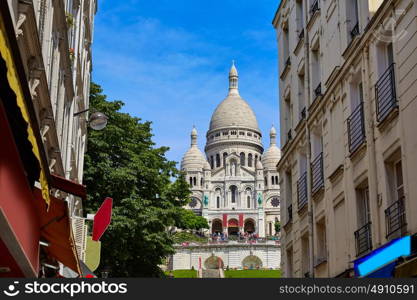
top-left (92, 0), bottom-right (281, 167)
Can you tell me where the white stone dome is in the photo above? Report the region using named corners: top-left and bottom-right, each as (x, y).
top-left (181, 127), bottom-right (208, 170)
top-left (262, 126), bottom-right (281, 169)
top-left (208, 62), bottom-right (260, 132)
top-left (209, 95), bottom-right (260, 131)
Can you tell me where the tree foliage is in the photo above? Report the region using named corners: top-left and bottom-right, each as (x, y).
top-left (84, 83), bottom-right (201, 277)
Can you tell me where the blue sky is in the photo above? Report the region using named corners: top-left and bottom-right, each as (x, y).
top-left (92, 0), bottom-right (281, 166)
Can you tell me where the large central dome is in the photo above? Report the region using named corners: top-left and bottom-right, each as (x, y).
top-left (208, 63), bottom-right (260, 133)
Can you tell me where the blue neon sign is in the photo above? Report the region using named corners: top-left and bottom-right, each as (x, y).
top-left (354, 235), bottom-right (411, 277)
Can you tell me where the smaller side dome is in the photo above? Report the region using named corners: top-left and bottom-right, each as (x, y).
top-left (181, 127), bottom-right (208, 171)
top-left (262, 125), bottom-right (281, 169)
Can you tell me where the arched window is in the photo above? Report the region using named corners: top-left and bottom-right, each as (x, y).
top-left (217, 196), bottom-right (220, 208)
top-left (200, 178), bottom-right (203, 186)
top-left (193, 177), bottom-right (196, 186)
top-left (271, 176), bottom-right (275, 185)
top-left (255, 155), bottom-right (258, 166)
top-left (275, 176), bottom-right (279, 185)
top-left (248, 153), bottom-right (253, 167)
top-left (216, 154), bottom-right (221, 168)
top-left (210, 156), bottom-right (214, 169)
top-left (246, 188), bottom-right (252, 208)
top-left (189, 177), bottom-right (193, 186)
top-left (230, 186), bottom-right (237, 203)
top-left (240, 152), bottom-right (246, 166)
top-left (223, 152), bottom-right (228, 167)
top-left (264, 176), bottom-right (268, 186)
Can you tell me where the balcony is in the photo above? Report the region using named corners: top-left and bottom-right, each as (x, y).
top-left (376, 63), bottom-right (397, 123)
top-left (297, 172), bottom-right (308, 211)
top-left (385, 196), bottom-right (406, 239)
top-left (347, 102), bottom-right (366, 154)
top-left (311, 152), bottom-right (324, 195)
top-left (350, 22), bottom-right (360, 39)
top-left (310, 0), bottom-right (320, 15)
top-left (354, 222), bottom-right (372, 257)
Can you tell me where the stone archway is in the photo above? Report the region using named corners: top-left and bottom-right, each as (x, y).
top-left (212, 219), bottom-right (222, 234)
top-left (204, 255), bottom-right (224, 269)
top-left (227, 218), bottom-right (239, 236)
top-left (242, 255), bottom-right (263, 269)
top-left (244, 219), bottom-right (255, 234)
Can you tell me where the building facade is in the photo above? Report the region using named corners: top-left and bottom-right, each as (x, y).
top-left (273, 0), bottom-right (417, 277)
top-left (181, 63), bottom-right (281, 238)
top-left (0, 0), bottom-right (96, 277)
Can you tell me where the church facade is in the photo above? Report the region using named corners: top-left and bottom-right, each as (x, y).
top-left (180, 63), bottom-right (281, 237)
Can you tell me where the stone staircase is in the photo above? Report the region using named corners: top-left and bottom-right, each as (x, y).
top-left (202, 269), bottom-right (221, 278)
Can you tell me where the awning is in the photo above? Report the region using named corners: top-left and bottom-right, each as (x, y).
top-left (34, 188), bottom-right (81, 275)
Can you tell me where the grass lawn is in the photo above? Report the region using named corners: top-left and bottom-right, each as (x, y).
top-left (224, 269), bottom-right (281, 278)
top-left (165, 269), bottom-right (198, 278)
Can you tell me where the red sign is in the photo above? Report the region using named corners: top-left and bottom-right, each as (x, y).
top-left (222, 214), bottom-right (228, 228)
top-left (92, 198), bottom-right (113, 241)
top-left (228, 219), bottom-right (238, 227)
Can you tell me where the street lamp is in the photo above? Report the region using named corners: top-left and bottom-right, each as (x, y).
top-left (73, 109), bottom-right (108, 130)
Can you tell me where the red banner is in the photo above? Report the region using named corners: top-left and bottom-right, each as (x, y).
top-left (239, 213), bottom-right (244, 227)
top-left (222, 214), bottom-right (228, 228)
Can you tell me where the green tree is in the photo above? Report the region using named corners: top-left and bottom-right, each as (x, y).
top-left (84, 83), bottom-right (194, 277)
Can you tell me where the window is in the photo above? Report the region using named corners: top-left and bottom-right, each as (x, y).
top-left (246, 188), bottom-right (252, 208)
top-left (316, 219), bottom-right (327, 262)
top-left (248, 154), bottom-right (253, 167)
top-left (296, 0), bottom-right (304, 33)
top-left (200, 178), bottom-right (203, 186)
top-left (271, 176), bottom-right (275, 185)
top-left (255, 155), bottom-right (258, 166)
top-left (394, 160), bottom-right (404, 200)
top-left (230, 186), bottom-right (237, 203)
top-left (269, 222), bottom-right (273, 236)
top-left (347, 0), bottom-right (360, 40)
top-left (286, 247), bottom-right (293, 277)
top-left (240, 153), bottom-right (246, 166)
top-left (301, 234), bottom-right (310, 277)
top-left (210, 156), bottom-right (214, 169)
top-left (217, 196), bottom-right (220, 208)
top-left (264, 176), bottom-right (268, 187)
top-left (275, 176), bottom-right (279, 185)
top-left (193, 177), bottom-right (197, 187)
top-left (189, 177), bottom-right (193, 186)
top-left (298, 74), bottom-right (306, 120)
top-left (239, 132), bottom-right (245, 136)
top-left (216, 154), bottom-right (221, 168)
top-left (311, 48), bottom-right (321, 100)
top-left (357, 186), bottom-right (370, 227)
top-left (223, 152), bottom-right (228, 167)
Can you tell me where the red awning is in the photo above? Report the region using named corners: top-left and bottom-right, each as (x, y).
top-left (50, 174), bottom-right (86, 200)
top-left (33, 188), bottom-right (81, 275)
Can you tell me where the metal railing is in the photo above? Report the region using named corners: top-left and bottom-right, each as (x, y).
top-left (376, 63), bottom-right (397, 123)
top-left (314, 83), bottom-right (322, 99)
top-left (350, 22), bottom-right (360, 39)
top-left (385, 196), bottom-right (406, 238)
top-left (347, 102), bottom-right (366, 154)
top-left (297, 172), bottom-right (308, 210)
top-left (310, 0), bottom-right (320, 15)
top-left (311, 152), bottom-right (324, 195)
top-left (354, 222), bottom-right (372, 257)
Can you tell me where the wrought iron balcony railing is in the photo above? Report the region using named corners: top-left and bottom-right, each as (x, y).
top-left (354, 222), bottom-right (372, 257)
top-left (314, 83), bottom-right (322, 99)
top-left (350, 22), bottom-right (360, 39)
top-left (385, 196), bottom-right (406, 238)
top-left (297, 172), bottom-right (308, 210)
top-left (376, 63), bottom-right (397, 123)
top-left (310, 0), bottom-right (320, 15)
top-left (347, 102), bottom-right (366, 154)
top-left (311, 152), bottom-right (324, 195)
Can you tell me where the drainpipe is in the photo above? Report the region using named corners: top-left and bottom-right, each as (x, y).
top-left (362, 45), bottom-right (382, 246)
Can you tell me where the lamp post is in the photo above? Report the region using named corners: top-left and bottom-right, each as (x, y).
top-left (73, 108), bottom-right (108, 130)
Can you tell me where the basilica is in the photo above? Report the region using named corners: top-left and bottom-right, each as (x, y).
top-left (180, 63), bottom-right (281, 237)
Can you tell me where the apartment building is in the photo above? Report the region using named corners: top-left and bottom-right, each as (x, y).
top-left (0, 0), bottom-right (97, 277)
top-left (273, 0), bottom-right (417, 277)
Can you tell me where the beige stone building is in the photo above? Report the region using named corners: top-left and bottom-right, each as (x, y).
top-left (2, 0), bottom-right (97, 276)
top-left (273, 0), bottom-right (417, 277)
